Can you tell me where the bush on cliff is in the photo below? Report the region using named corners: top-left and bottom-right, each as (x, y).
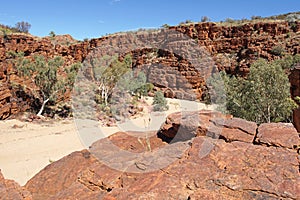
top-left (15, 21), bottom-right (31, 33)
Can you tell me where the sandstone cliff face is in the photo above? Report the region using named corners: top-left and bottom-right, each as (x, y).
top-left (0, 34), bottom-right (89, 119)
top-left (19, 111), bottom-right (300, 199)
top-left (0, 21), bottom-right (299, 125)
top-left (290, 66), bottom-right (300, 132)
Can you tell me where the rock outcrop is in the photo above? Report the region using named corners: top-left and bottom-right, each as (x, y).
top-left (256, 123), bottom-right (300, 149)
top-left (159, 110), bottom-right (258, 143)
top-left (0, 21), bottom-right (299, 122)
top-left (22, 111), bottom-right (300, 200)
top-left (0, 34), bottom-right (89, 119)
top-left (25, 150), bottom-right (97, 200)
top-left (290, 66), bottom-right (300, 132)
top-left (0, 170), bottom-right (32, 200)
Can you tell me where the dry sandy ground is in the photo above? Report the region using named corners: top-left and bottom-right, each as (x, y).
top-left (0, 98), bottom-right (215, 186)
top-left (0, 119), bottom-right (84, 186)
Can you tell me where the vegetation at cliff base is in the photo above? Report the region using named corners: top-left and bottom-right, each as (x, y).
top-left (89, 54), bottom-right (154, 119)
top-left (10, 52), bottom-right (80, 116)
top-left (208, 56), bottom-right (299, 124)
top-left (92, 54), bottom-right (133, 106)
top-left (152, 91), bottom-right (169, 112)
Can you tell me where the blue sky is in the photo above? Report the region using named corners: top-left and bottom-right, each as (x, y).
top-left (0, 0), bottom-right (299, 40)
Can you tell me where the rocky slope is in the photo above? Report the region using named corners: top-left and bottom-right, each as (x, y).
top-left (1, 110), bottom-right (298, 199)
top-left (0, 20), bottom-right (299, 125)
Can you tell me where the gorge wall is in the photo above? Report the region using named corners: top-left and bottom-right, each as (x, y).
top-left (290, 66), bottom-right (300, 131)
top-left (0, 21), bottom-right (299, 128)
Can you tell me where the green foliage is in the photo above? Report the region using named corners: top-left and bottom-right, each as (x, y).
top-left (32, 56), bottom-right (64, 102)
top-left (271, 45), bottom-right (285, 56)
top-left (273, 54), bottom-right (300, 69)
top-left (152, 91), bottom-right (169, 111)
top-left (91, 53), bottom-right (155, 119)
top-left (201, 16), bottom-right (210, 22)
top-left (224, 18), bottom-right (236, 23)
top-left (144, 83), bottom-right (154, 95)
top-left (1, 29), bottom-right (8, 39)
top-left (65, 62), bottom-right (81, 86)
top-left (14, 54), bottom-right (79, 115)
top-left (251, 16), bottom-right (262, 20)
top-left (206, 71), bottom-right (228, 112)
top-left (49, 31), bottom-right (56, 37)
top-left (0, 24), bottom-right (21, 35)
top-left (161, 24), bottom-right (170, 28)
top-left (185, 19), bottom-right (193, 24)
top-left (295, 96), bottom-right (300, 104)
top-left (92, 54), bottom-right (132, 105)
top-left (117, 71), bottom-right (153, 98)
top-left (245, 59), bottom-right (297, 123)
top-left (208, 58), bottom-right (298, 124)
top-left (6, 51), bottom-right (25, 59)
top-left (179, 19), bottom-right (193, 25)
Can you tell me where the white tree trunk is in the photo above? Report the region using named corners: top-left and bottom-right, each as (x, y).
top-left (267, 105), bottom-right (271, 123)
top-left (101, 85), bottom-right (105, 101)
top-left (37, 98), bottom-right (49, 116)
top-left (104, 87), bottom-right (109, 105)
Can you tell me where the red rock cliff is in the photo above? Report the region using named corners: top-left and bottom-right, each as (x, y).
top-left (290, 66), bottom-right (300, 131)
top-left (0, 21), bottom-right (299, 127)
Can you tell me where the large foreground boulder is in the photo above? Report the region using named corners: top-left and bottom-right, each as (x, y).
top-left (24, 112), bottom-right (300, 199)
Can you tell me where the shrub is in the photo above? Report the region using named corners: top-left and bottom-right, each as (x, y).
top-left (152, 91), bottom-right (169, 111)
top-left (179, 19), bottom-right (193, 25)
top-left (251, 16), bottom-right (262, 20)
top-left (49, 31), bottom-right (56, 37)
top-left (14, 53), bottom-right (80, 116)
top-left (201, 16), bottom-right (210, 22)
top-left (208, 58), bottom-right (298, 124)
top-left (185, 19), bottom-right (193, 24)
top-left (92, 54), bottom-right (132, 105)
top-left (15, 21), bottom-right (31, 33)
top-left (161, 24), bottom-right (170, 28)
top-left (274, 54), bottom-right (300, 69)
top-left (224, 18), bottom-right (236, 23)
top-left (271, 45), bottom-right (285, 56)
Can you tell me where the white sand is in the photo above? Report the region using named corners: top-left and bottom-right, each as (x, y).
top-left (0, 119), bottom-right (84, 186)
top-left (0, 98), bottom-right (215, 186)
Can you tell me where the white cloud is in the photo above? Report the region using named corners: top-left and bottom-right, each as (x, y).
top-left (110, 0), bottom-right (121, 5)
